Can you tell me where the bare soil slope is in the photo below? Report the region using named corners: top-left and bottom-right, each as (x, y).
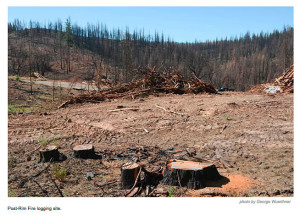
top-left (8, 83), bottom-right (293, 197)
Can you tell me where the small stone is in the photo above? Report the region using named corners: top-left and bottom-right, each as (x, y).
top-left (86, 172), bottom-right (94, 180)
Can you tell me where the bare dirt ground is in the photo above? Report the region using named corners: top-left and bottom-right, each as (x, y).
top-left (8, 79), bottom-right (294, 197)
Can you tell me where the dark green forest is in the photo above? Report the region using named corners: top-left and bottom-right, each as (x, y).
top-left (8, 19), bottom-right (293, 91)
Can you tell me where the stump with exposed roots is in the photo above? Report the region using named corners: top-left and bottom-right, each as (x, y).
top-left (39, 145), bottom-right (60, 162)
top-left (162, 159), bottom-right (221, 189)
top-left (72, 144), bottom-right (95, 158)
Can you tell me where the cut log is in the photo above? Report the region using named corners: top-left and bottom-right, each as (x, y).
top-left (162, 160), bottom-right (221, 189)
top-left (72, 144), bottom-right (95, 158)
top-left (120, 162), bottom-right (141, 189)
top-left (39, 145), bottom-right (59, 162)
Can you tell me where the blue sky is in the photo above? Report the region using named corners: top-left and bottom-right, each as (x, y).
top-left (8, 7), bottom-right (293, 42)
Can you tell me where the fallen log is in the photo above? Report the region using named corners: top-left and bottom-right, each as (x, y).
top-left (162, 160), bottom-right (221, 189)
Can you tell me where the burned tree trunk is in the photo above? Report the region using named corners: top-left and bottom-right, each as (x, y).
top-left (39, 145), bottom-right (59, 162)
top-left (143, 166), bottom-right (164, 186)
top-left (120, 163), bottom-right (141, 189)
top-left (162, 160), bottom-right (221, 189)
top-left (72, 144), bottom-right (95, 158)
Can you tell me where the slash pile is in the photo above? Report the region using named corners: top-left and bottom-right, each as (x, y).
top-left (273, 65), bottom-right (294, 93)
top-left (249, 65), bottom-right (294, 94)
top-left (59, 66), bottom-right (217, 108)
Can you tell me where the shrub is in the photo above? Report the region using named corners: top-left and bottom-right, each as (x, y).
top-left (15, 75), bottom-right (20, 82)
top-left (38, 138), bottom-right (49, 146)
top-left (53, 164), bottom-right (67, 182)
top-left (168, 186), bottom-right (174, 197)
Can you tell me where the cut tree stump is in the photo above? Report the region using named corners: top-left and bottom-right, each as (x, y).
top-left (72, 144), bottom-right (95, 158)
top-left (120, 162), bottom-right (141, 189)
top-left (39, 145), bottom-right (59, 162)
top-left (143, 166), bottom-right (164, 186)
top-left (162, 159), bottom-right (221, 189)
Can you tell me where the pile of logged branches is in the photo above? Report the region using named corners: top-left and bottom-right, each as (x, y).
top-left (274, 65), bottom-right (294, 93)
top-left (59, 66), bottom-right (217, 108)
top-left (249, 65), bottom-right (294, 94)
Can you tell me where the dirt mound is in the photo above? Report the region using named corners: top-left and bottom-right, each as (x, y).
top-left (59, 66), bottom-right (217, 108)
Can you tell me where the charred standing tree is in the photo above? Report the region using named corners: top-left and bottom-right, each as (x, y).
top-left (162, 160), bottom-right (221, 189)
top-left (8, 19), bottom-right (294, 91)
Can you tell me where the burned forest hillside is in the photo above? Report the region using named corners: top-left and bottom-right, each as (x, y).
top-left (8, 20), bottom-right (293, 91)
top-left (7, 19), bottom-right (294, 198)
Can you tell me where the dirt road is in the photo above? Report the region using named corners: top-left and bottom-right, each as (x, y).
top-left (21, 79), bottom-right (98, 91)
top-left (8, 91), bottom-right (293, 197)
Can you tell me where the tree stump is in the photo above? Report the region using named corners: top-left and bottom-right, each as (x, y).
top-left (39, 145), bottom-right (59, 162)
top-left (162, 160), bottom-right (221, 189)
top-left (72, 144), bottom-right (95, 158)
top-left (143, 166), bottom-right (164, 186)
top-left (120, 162), bottom-right (141, 189)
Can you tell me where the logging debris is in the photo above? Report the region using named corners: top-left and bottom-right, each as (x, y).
top-left (273, 65), bottom-right (294, 93)
top-left (32, 72), bottom-right (47, 80)
top-left (250, 65), bottom-right (294, 94)
top-left (59, 66), bottom-right (217, 108)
